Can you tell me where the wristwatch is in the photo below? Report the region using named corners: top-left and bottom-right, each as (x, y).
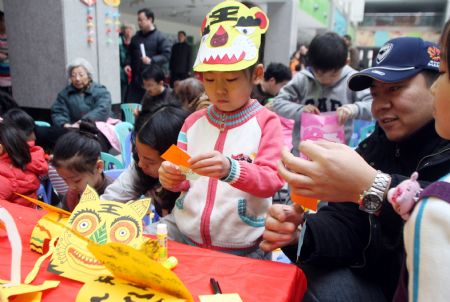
top-left (358, 171), bottom-right (391, 214)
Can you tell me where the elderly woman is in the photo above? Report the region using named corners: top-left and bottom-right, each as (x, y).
top-left (51, 58), bottom-right (112, 128)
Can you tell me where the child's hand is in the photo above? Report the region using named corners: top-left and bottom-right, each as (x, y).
top-left (189, 151), bottom-right (230, 179)
top-left (336, 104), bottom-right (358, 125)
top-left (158, 161), bottom-right (186, 189)
top-left (302, 105), bottom-right (320, 114)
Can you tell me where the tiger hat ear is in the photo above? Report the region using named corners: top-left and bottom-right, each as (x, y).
top-left (79, 185), bottom-right (100, 205)
top-left (252, 8), bottom-right (269, 33)
top-left (126, 198), bottom-right (151, 220)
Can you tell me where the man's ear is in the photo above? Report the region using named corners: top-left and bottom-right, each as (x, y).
top-left (252, 64), bottom-right (264, 85)
top-left (0, 144), bottom-right (3, 155)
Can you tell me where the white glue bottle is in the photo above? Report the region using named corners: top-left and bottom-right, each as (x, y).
top-left (157, 223), bottom-right (168, 262)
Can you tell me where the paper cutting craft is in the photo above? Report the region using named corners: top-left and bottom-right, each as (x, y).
top-left (76, 276), bottom-right (184, 302)
top-left (47, 186), bottom-right (150, 283)
top-left (290, 193), bottom-right (318, 212)
top-left (161, 144), bottom-right (190, 168)
top-left (85, 241), bottom-right (194, 301)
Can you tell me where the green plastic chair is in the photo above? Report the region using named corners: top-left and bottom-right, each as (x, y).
top-left (120, 103), bottom-right (141, 125)
top-left (101, 152), bottom-right (124, 170)
top-left (35, 120), bottom-right (51, 127)
top-left (115, 122), bottom-right (134, 166)
top-left (360, 124), bottom-right (375, 140)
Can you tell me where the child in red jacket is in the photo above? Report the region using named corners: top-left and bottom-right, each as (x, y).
top-left (0, 121), bottom-right (48, 207)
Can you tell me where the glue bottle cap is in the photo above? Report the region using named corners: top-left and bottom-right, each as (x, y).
top-left (157, 223), bottom-right (167, 235)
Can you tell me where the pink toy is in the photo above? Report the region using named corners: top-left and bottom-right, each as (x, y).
top-left (387, 172), bottom-right (422, 220)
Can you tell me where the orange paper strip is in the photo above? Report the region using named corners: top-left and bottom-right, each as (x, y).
top-left (161, 144), bottom-right (190, 168)
top-left (291, 193), bottom-right (318, 211)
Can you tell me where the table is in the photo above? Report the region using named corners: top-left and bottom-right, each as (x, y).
top-left (0, 200), bottom-right (306, 301)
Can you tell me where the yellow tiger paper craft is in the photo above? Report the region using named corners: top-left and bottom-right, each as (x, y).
top-left (48, 186), bottom-right (150, 283)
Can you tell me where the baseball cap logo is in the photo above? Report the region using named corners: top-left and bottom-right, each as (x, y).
top-left (427, 46), bottom-right (440, 62)
top-left (376, 42), bottom-right (393, 64)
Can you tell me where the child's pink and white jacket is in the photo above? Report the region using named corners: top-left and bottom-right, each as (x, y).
top-left (173, 100), bottom-right (284, 253)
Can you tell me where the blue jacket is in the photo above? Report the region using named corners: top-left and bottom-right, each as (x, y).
top-left (51, 82), bottom-right (111, 127)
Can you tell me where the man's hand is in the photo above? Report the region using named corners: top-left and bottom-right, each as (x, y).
top-left (63, 121), bottom-right (80, 128)
top-left (260, 204), bottom-right (304, 252)
top-left (189, 151), bottom-right (231, 179)
top-left (142, 56), bottom-right (151, 65)
top-left (278, 142), bottom-right (377, 203)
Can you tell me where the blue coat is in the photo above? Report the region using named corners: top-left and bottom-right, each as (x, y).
top-left (51, 82), bottom-right (111, 127)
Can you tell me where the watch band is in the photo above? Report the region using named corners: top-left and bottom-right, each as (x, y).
top-left (359, 171), bottom-right (391, 214)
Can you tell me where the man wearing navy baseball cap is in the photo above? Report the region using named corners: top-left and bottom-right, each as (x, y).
top-left (349, 36), bottom-right (440, 91)
top-left (261, 37), bottom-right (450, 301)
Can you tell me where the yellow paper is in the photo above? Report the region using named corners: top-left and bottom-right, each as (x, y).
top-left (0, 280), bottom-right (59, 302)
top-left (161, 144), bottom-right (191, 168)
top-left (87, 241), bottom-right (194, 302)
top-left (193, 1), bottom-right (269, 72)
top-left (48, 186), bottom-right (150, 283)
top-left (199, 294), bottom-right (243, 302)
top-left (76, 275), bottom-right (184, 302)
top-left (103, 0), bottom-right (120, 7)
top-left (14, 193), bottom-right (71, 216)
top-left (30, 212), bottom-right (69, 254)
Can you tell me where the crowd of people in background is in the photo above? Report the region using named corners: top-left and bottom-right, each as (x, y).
top-left (1, 1), bottom-right (450, 301)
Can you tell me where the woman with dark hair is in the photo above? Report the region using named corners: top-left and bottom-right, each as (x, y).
top-left (0, 122), bottom-right (48, 207)
top-left (3, 108), bottom-right (35, 140)
top-left (52, 121), bottom-right (112, 211)
top-left (100, 101), bottom-right (189, 216)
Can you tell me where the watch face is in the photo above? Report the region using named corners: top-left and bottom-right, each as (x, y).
top-left (363, 193), bottom-right (382, 212)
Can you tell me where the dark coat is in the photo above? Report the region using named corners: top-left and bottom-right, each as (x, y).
top-left (51, 82), bottom-right (111, 127)
top-left (126, 28), bottom-right (171, 87)
top-left (170, 41), bottom-right (192, 75)
top-left (283, 121), bottom-right (450, 300)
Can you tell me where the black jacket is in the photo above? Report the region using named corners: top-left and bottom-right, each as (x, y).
top-left (170, 42), bottom-right (192, 75)
top-left (126, 29), bottom-right (171, 87)
top-left (283, 121), bottom-right (450, 300)
top-left (140, 85), bottom-right (176, 113)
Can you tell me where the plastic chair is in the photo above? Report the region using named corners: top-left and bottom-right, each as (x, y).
top-left (35, 121), bottom-right (51, 127)
top-left (122, 131), bottom-right (133, 168)
top-left (120, 103), bottom-right (141, 125)
top-left (360, 124), bottom-right (375, 140)
top-left (115, 122), bottom-right (134, 167)
top-left (37, 184), bottom-right (50, 204)
top-left (103, 168), bottom-right (124, 180)
top-left (101, 152), bottom-right (124, 170)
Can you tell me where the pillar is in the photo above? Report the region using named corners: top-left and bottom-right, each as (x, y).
top-left (4, 0), bottom-right (120, 110)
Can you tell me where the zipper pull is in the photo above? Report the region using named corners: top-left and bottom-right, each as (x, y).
top-left (219, 114), bottom-right (226, 132)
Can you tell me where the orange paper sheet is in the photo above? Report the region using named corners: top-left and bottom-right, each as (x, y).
top-left (290, 193), bottom-right (318, 211)
top-left (161, 144), bottom-right (191, 168)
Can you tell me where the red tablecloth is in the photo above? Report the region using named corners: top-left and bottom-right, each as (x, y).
top-left (0, 200), bottom-right (306, 301)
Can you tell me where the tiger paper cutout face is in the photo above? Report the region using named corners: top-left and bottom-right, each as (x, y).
top-left (48, 186), bottom-right (150, 282)
top-left (193, 0), bottom-right (269, 72)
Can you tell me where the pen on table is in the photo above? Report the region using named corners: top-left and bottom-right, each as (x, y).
top-left (210, 277), bottom-right (222, 294)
